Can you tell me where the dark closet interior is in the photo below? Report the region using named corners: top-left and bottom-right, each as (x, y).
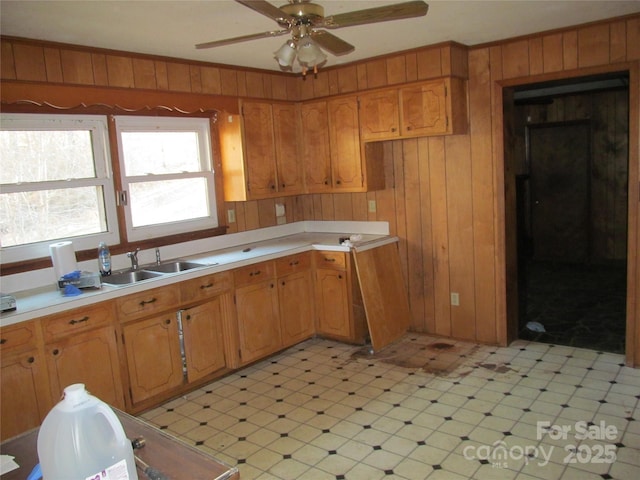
top-left (511, 73), bottom-right (629, 353)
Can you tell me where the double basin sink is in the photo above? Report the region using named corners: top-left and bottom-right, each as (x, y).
top-left (102, 261), bottom-right (207, 286)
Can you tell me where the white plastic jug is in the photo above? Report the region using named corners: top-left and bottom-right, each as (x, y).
top-left (37, 383), bottom-right (138, 480)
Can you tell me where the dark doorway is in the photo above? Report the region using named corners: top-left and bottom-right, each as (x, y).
top-left (529, 121), bottom-right (591, 263)
top-left (509, 74), bottom-right (629, 354)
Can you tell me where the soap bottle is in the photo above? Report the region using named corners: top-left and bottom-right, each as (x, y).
top-left (98, 241), bottom-right (111, 276)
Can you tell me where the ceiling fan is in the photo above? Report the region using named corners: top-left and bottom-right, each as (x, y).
top-left (196, 0), bottom-right (429, 75)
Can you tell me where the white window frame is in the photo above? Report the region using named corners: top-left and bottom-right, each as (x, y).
top-left (114, 116), bottom-right (218, 242)
top-left (0, 113), bottom-right (119, 263)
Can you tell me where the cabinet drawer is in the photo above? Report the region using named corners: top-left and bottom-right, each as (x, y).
top-left (181, 271), bottom-right (233, 303)
top-left (233, 261), bottom-right (275, 288)
top-left (116, 286), bottom-right (180, 322)
top-left (276, 252), bottom-right (311, 276)
top-left (314, 251), bottom-right (347, 270)
top-left (0, 321), bottom-right (38, 354)
top-left (41, 302), bottom-right (115, 342)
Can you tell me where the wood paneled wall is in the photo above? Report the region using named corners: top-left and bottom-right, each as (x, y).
top-left (1, 14), bottom-right (639, 363)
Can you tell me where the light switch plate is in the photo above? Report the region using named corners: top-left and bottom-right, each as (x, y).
top-left (227, 209), bottom-right (236, 223)
top-left (368, 200), bottom-right (377, 213)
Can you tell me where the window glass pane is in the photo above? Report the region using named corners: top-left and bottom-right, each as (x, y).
top-left (120, 132), bottom-right (202, 176)
top-left (0, 130), bottom-right (96, 183)
top-left (129, 178), bottom-right (209, 227)
top-left (0, 187), bottom-right (107, 247)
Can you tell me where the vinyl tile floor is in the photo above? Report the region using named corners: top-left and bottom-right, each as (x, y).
top-left (140, 335), bottom-right (640, 480)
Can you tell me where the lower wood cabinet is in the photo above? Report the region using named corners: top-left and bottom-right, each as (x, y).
top-left (122, 314), bottom-right (184, 405)
top-left (277, 253), bottom-right (315, 347)
top-left (39, 301), bottom-right (125, 410)
top-left (45, 325), bottom-right (124, 409)
top-left (180, 298), bottom-right (228, 383)
top-left (0, 320), bottom-right (51, 441)
top-left (314, 251), bottom-right (367, 344)
top-left (235, 275), bottom-right (281, 365)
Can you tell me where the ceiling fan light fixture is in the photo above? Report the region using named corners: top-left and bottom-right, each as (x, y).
top-left (296, 36), bottom-right (327, 68)
top-left (274, 39), bottom-right (297, 68)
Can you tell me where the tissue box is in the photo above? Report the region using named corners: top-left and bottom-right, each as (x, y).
top-left (57, 271), bottom-right (102, 289)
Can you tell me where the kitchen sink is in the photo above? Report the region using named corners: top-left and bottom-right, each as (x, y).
top-left (102, 270), bottom-right (163, 286)
top-left (143, 261), bottom-right (206, 274)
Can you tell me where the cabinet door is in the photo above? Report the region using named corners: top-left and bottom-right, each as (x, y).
top-left (278, 269), bottom-right (314, 347)
top-left (359, 88), bottom-right (400, 140)
top-left (236, 280), bottom-right (281, 365)
top-left (400, 79), bottom-right (448, 136)
top-left (181, 299), bottom-right (227, 383)
top-left (300, 100), bottom-right (332, 193)
top-left (123, 315), bottom-right (183, 404)
top-left (315, 267), bottom-right (351, 339)
top-left (1, 350), bottom-right (51, 441)
top-left (242, 101), bottom-right (277, 197)
top-left (327, 96), bottom-right (363, 190)
top-left (273, 102), bottom-right (303, 195)
top-left (45, 326), bottom-right (125, 409)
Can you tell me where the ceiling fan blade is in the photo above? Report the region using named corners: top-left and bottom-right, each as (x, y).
top-left (320, 0), bottom-right (428, 29)
top-left (196, 29), bottom-right (290, 49)
top-left (311, 30), bottom-right (355, 56)
top-left (235, 0), bottom-right (294, 25)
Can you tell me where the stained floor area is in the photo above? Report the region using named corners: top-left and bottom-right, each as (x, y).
top-left (141, 334), bottom-right (640, 479)
top-left (519, 261), bottom-right (627, 354)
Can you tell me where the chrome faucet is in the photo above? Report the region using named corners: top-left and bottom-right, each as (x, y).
top-left (127, 248), bottom-right (141, 270)
top-left (155, 247), bottom-right (161, 265)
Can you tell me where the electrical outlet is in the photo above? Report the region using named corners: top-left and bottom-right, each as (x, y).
top-left (451, 292), bottom-right (460, 306)
top-left (368, 200), bottom-right (377, 213)
top-left (227, 209), bottom-right (236, 223)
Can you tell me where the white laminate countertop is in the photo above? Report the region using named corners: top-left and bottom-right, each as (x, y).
top-left (1, 224), bottom-right (398, 327)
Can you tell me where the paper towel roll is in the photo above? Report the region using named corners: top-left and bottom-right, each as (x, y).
top-left (50, 241), bottom-right (78, 280)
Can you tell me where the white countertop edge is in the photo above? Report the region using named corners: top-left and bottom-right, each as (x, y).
top-left (1, 225), bottom-right (396, 327)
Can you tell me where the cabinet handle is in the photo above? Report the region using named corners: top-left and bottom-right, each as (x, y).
top-left (52, 349), bottom-right (60, 356)
top-left (164, 319), bottom-right (171, 325)
top-left (338, 274), bottom-right (343, 279)
top-left (391, 127), bottom-right (397, 132)
top-left (281, 281), bottom-right (286, 286)
top-left (271, 185), bottom-right (276, 190)
top-left (336, 180), bottom-right (341, 185)
top-left (282, 183), bottom-right (286, 188)
top-left (69, 316), bottom-right (89, 325)
top-left (186, 315), bottom-right (191, 321)
top-left (200, 283), bottom-right (214, 289)
top-left (249, 270), bottom-right (261, 277)
top-left (407, 126), bottom-right (413, 131)
top-left (324, 257), bottom-right (336, 262)
top-left (0, 339), bottom-right (6, 345)
top-left (289, 260), bottom-right (299, 266)
top-left (27, 356), bottom-right (35, 364)
top-left (324, 180), bottom-right (329, 185)
top-left (270, 283), bottom-right (274, 288)
top-left (139, 298), bottom-right (157, 307)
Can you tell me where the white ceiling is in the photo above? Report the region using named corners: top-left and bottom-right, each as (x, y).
top-left (1, 1), bottom-right (639, 73)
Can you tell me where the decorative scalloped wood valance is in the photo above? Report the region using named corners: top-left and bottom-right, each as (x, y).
top-left (0, 81), bottom-right (240, 116)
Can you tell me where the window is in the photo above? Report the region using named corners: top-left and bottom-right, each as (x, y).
top-left (0, 114), bottom-right (118, 263)
top-left (114, 116), bottom-right (218, 242)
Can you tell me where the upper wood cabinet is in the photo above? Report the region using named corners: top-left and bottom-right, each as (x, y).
top-left (300, 100), bottom-right (332, 193)
top-left (219, 100), bottom-right (303, 201)
top-left (359, 77), bottom-right (468, 141)
top-left (358, 88), bottom-right (401, 140)
top-left (302, 96), bottom-right (385, 194)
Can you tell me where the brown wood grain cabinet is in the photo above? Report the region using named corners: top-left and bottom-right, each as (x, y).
top-left (234, 261), bottom-right (281, 365)
top-left (121, 313), bottom-right (184, 405)
top-left (220, 100), bottom-right (303, 201)
top-left (40, 301), bottom-right (125, 410)
top-left (314, 251), bottom-right (367, 344)
top-left (300, 100), bottom-right (332, 193)
top-left (276, 252), bottom-right (315, 348)
top-left (0, 321), bottom-right (51, 441)
top-left (180, 299), bottom-right (227, 383)
top-left (359, 78), bottom-right (468, 141)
